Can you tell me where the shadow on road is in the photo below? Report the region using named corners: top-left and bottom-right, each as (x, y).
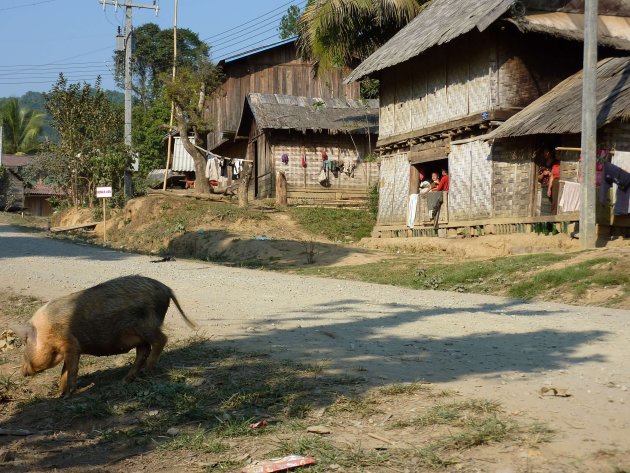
top-left (0, 296), bottom-right (610, 471)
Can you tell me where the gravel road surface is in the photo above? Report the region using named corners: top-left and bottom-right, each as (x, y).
top-left (1, 223), bottom-right (629, 465)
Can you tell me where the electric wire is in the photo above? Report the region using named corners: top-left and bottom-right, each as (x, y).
top-left (0, 0), bottom-right (58, 12)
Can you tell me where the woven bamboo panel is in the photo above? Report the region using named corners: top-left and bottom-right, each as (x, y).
top-left (377, 154), bottom-right (409, 225)
top-left (394, 68), bottom-right (412, 135)
top-left (469, 140), bottom-right (493, 218)
top-left (272, 136), bottom-right (378, 192)
top-left (467, 41), bottom-right (491, 114)
top-left (448, 142), bottom-right (473, 220)
top-left (410, 75), bottom-right (428, 130)
top-left (380, 82), bottom-right (396, 139)
top-left (491, 140), bottom-right (534, 218)
top-left (447, 60), bottom-right (469, 119)
top-left (426, 59), bottom-right (447, 125)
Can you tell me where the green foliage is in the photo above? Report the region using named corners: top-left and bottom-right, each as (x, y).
top-left (278, 4), bottom-right (302, 39)
top-left (298, 0), bottom-right (426, 70)
top-left (132, 96), bottom-right (171, 174)
top-left (288, 207), bottom-right (375, 242)
top-left (367, 182), bottom-right (379, 218)
top-left (115, 23), bottom-right (210, 107)
top-left (32, 75), bottom-right (127, 207)
top-left (360, 78), bottom-right (380, 99)
top-left (0, 97), bottom-right (45, 154)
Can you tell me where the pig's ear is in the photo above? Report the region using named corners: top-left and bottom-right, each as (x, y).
top-left (10, 324), bottom-right (32, 342)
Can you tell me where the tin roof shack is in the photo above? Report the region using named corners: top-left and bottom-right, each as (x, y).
top-left (233, 93), bottom-right (379, 204)
top-left (207, 38), bottom-right (360, 152)
top-left (490, 56), bottom-right (630, 236)
top-left (346, 0), bottom-right (630, 238)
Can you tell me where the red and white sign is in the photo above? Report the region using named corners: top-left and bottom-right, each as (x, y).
top-left (96, 186), bottom-right (113, 198)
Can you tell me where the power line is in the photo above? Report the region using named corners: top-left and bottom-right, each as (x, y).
top-left (0, 61), bottom-right (110, 68)
top-left (0, 0), bottom-right (58, 12)
top-left (0, 77), bottom-right (112, 85)
top-left (205, 1), bottom-right (305, 45)
top-left (203, 0), bottom-right (302, 41)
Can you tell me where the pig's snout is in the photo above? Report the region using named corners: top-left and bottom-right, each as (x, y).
top-left (21, 361), bottom-right (35, 377)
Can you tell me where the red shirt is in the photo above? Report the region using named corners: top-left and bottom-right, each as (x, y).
top-left (436, 175), bottom-right (449, 191)
top-left (551, 163), bottom-right (560, 179)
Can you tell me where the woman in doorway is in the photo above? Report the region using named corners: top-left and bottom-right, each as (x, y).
top-left (537, 148), bottom-right (554, 215)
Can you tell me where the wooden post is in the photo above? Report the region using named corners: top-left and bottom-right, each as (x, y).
top-left (103, 197), bottom-right (107, 243)
top-left (238, 161), bottom-right (253, 208)
top-left (276, 171), bottom-right (287, 206)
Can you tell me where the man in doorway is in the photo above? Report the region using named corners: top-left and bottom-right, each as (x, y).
top-left (548, 153), bottom-right (561, 214)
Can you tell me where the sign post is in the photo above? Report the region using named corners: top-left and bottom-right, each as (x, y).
top-left (96, 186), bottom-right (113, 242)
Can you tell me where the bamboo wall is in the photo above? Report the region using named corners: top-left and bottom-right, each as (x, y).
top-left (378, 29), bottom-right (583, 142)
top-left (377, 154), bottom-right (410, 225)
top-left (490, 139), bottom-right (535, 218)
top-left (270, 132), bottom-right (378, 199)
top-left (448, 140), bottom-right (493, 221)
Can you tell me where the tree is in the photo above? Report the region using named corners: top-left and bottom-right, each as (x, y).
top-left (115, 23), bottom-right (209, 108)
top-left (278, 4), bottom-right (302, 39)
top-left (34, 75), bottom-right (127, 207)
top-left (0, 98), bottom-right (45, 154)
top-left (162, 58), bottom-right (223, 195)
top-left (298, 0), bottom-right (426, 71)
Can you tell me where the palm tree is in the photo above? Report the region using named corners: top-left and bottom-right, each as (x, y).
top-left (298, 0), bottom-right (426, 71)
top-left (1, 98), bottom-right (45, 154)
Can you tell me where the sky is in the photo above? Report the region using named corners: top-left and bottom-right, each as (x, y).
top-left (0, 0), bottom-right (304, 98)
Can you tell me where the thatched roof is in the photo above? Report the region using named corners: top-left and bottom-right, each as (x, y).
top-left (489, 56), bottom-right (630, 138)
top-left (235, 94), bottom-right (378, 138)
top-left (345, 0), bottom-right (514, 83)
top-left (508, 11), bottom-right (630, 50)
top-left (345, 0), bottom-right (630, 83)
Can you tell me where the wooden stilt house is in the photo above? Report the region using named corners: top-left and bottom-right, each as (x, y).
top-left (345, 0), bottom-right (630, 238)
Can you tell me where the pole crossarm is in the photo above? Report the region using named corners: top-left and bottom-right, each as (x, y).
top-left (99, 1), bottom-right (159, 11)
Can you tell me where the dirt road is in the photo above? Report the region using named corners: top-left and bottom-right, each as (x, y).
top-left (1, 223), bottom-right (629, 470)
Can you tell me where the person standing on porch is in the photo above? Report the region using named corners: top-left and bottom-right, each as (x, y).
top-left (548, 154), bottom-right (561, 214)
top-left (537, 149), bottom-right (554, 215)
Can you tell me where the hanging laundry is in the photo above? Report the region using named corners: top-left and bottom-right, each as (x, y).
top-left (407, 194), bottom-right (418, 228)
top-left (220, 158), bottom-right (229, 178)
top-left (232, 159), bottom-right (243, 179)
top-left (559, 181), bottom-right (580, 212)
top-left (321, 150), bottom-right (328, 161)
top-left (301, 154), bottom-right (307, 168)
top-left (281, 153), bottom-right (289, 165)
top-left (324, 159), bottom-right (335, 172)
top-left (343, 155), bottom-right (356, 177)
top-left (612, 151), bottom-right (630, 215)
top-left (205, 157), bottom-right (221, 181)
top-left (603, 160), bottom-right (630, 191)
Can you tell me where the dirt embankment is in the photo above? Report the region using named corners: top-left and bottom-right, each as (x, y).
top-left (50, 195), bottom-right (383, 268)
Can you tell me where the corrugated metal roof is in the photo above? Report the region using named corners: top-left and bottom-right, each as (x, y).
top-left (236, 93), bottom-right (378, 137)
top-left (345, 0), bottom-right (514, 83)
top-left (218, 37), bottom-right (296, 64)
top-left (489, 56), bottom-right (630, 138)
top-left (171, 136), bottom-right (196, 172)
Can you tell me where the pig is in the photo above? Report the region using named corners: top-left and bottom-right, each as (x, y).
top-left (13, 275), bottom-right (196, 397)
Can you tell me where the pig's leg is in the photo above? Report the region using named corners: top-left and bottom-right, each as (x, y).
top-left (59, 350), bottom-right (80, 397)
top-left (124, 343), bottom-right (150, 382)
top-left (145, 330), bottom-right (168, 372)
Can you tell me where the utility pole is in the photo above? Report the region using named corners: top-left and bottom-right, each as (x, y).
top-left (163, 0), bottom-right (178, 191)
top-left (580, 0), bottom-right (598, 249)
top-left (99, 1), bottom-right (160, 198)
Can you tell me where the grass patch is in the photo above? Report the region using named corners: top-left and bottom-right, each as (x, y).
top-left (326, 395), bottom-right (380, 417)
top-left (379, 382), bottom-right (430, 396)
top-left (158, 430), bottom-right (230, 453)
top-left (508, 257), bottom-right (629, 300)
top-left (298, 253), bottom-right (572, 293)
top-left (288, 207), bottom-right (375, 242)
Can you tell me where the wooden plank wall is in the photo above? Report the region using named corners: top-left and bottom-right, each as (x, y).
top-left (207, 42), bottom-right (360, 148)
